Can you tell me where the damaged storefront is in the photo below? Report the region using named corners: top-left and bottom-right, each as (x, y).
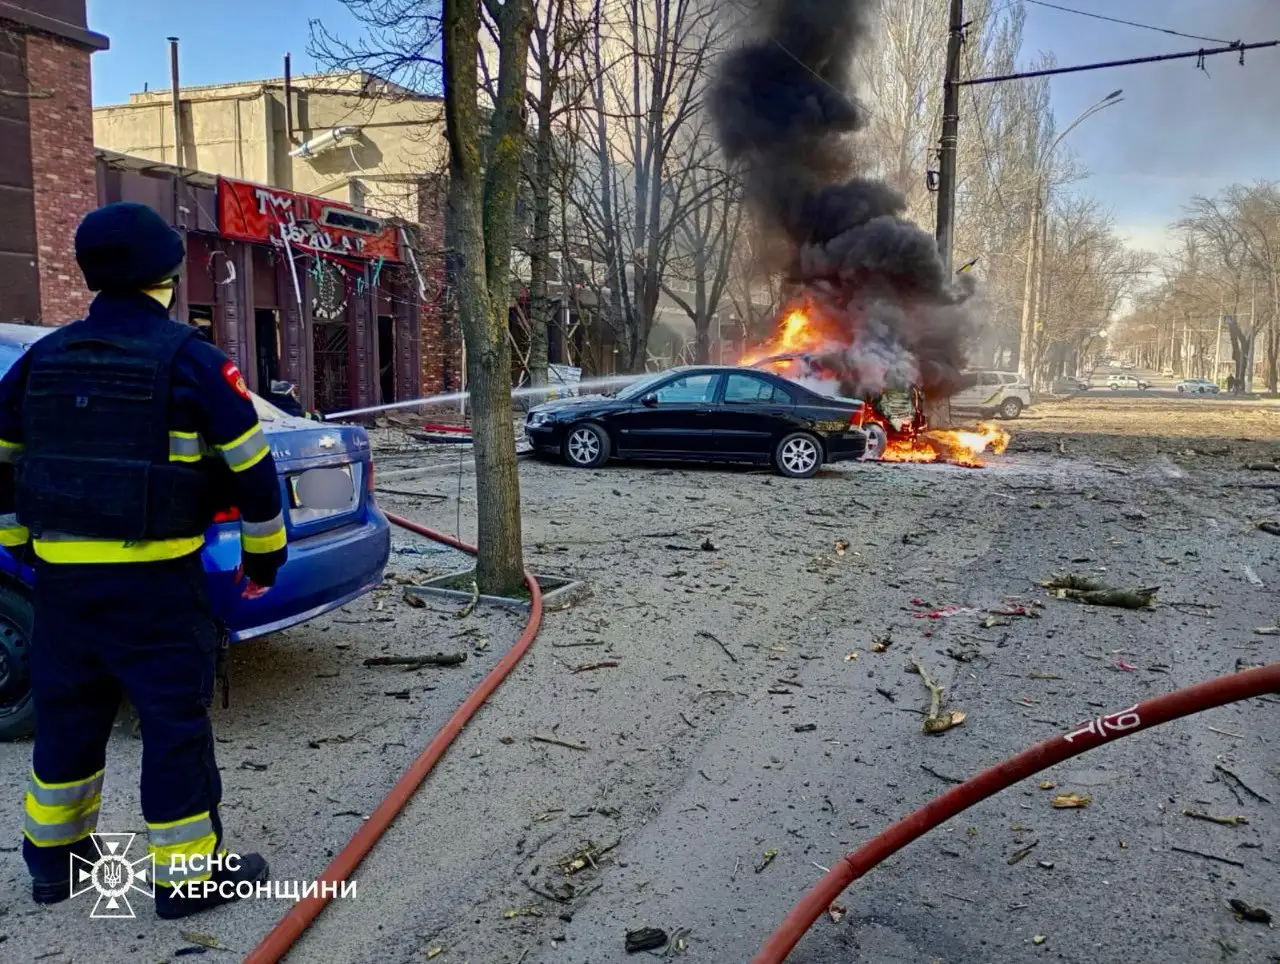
top-left (95, 150), bottom-right (439, 414)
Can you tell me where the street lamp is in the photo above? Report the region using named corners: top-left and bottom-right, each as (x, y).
top-left (1017, 89), bottom-right (1125, 385)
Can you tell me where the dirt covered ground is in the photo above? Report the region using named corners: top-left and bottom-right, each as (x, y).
top-left (0, 394), bottom-right (1277, 963)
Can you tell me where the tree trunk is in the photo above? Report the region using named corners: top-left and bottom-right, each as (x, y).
top-left (443, 0), bottom-right (532, 596)
top-left (527, 99), bottom-right (554, 389)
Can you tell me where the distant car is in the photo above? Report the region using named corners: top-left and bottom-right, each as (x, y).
top-left (1107, 373), bottom-right (1150, 391)
top-left (1177, 378), bottom-right (1220, 395)
top-left (1052, 375), bottom-right (1091, 395)
top-left (0, 323), bottom-right (391, 740)
top-left (950, 371), bottom-right (1032, 419)
top-left (1122, 362), bottom-right (1137, 370)
top-left (1160, 368), bottom-right (1175, 377)
top-left (524, 365), bottom-right (869, 479)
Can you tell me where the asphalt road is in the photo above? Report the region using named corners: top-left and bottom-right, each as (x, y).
top-left (0, 395), bottom-right (1277, 963)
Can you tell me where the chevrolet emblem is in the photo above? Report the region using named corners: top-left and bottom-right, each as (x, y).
top-left (319, 435), bottom-right (337, 450)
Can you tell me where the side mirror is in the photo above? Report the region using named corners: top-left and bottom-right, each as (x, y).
top-left (641, 393), bottom-right (659, 407)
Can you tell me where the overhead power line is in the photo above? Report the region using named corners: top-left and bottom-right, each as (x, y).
top-left (960, 38), bottom-right (1278, 87)
top-left (1022, 0), bottom-right (1236, 47)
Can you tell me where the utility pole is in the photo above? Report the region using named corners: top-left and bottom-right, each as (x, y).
top-left (1016, 187), bottom-right (1041, 382)
top-left (934, 0), bottom-right (964, 275)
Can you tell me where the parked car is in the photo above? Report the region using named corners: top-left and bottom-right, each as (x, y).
top-left (525, 366), bottom-right (868, 479)
top-left (0, 323), bottom-right (391, 740)
top-left (1176, 378), bottom-right (1220, 395)
top-left (1107, 373), bottom-right (1150, 391)
top-left (950, 371), bottom-right (1032, 419)
top-left (1051, 375), bottom-right (1091, 395)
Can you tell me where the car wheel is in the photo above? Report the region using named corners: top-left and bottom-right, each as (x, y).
top-left (562, 422), bottom-right (611, 469)
top-left (862, 422), bottom-right (888, 461)
top-left (999, 397), bottom-right (1023, 419)
top-left (0, 583), bottom-right (35, 741)
top-left (775, 432), bottom-right (823, 479)
top-left (1110, 385), bottom-right (1119, 391)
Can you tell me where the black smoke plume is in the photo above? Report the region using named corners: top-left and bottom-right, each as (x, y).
top-left (709, 0), bottom-right (976, 398)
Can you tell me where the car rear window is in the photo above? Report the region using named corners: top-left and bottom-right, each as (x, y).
top-left (724, 373), bottom-right (791, 404)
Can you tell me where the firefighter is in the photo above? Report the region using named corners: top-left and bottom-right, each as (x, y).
top-left (0, 201), bottom-right (288, 918)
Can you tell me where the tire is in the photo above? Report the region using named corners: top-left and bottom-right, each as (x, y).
top-left (0, 583), bottom-right (35, 741)
top-left (1177, 386), bottom-right (1185, 393)
top-left (1110, 385), bottom-right (1119, 391)
top-left (999, 397), bottom-right (1023, 419)
top-left (774, 432), bottom-right (823, 479)
top-left (561, 422), bottom-right (611, 469)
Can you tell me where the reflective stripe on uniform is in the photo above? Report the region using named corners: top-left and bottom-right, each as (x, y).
top-left (240, 511), bottom-right (286, 554)
top-left (216, 425), bottom-right (269, 473)
top-left (32, 532), bottom-right (204, 564)
top-left (0, 512), bottom-right (29, 547)
top-left (23, 769), bottom-right (103, 848)
top-left (0, 438), bottom-right (21, 463)
top-left (149, 812), bottom-right (218, 886)
top-left (168, 431), bottom-right (208, 463)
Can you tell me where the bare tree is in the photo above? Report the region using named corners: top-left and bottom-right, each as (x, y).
top-left (563, 0), bottom-right (726, 373)
top-left (660, 121), bottom-right (743, 364)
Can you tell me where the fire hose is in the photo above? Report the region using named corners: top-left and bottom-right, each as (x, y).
top-left (243, 511), bottom-right (544, 964)
top-left (753, 662), bottom-right (1280, 964)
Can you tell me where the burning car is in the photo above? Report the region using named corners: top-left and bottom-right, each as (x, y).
top-left (744, 316), bottom-right (1009, 469)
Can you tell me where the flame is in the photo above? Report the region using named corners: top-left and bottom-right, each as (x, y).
top-left (880, 422), bottom-right (1010, 468)
top-left (743, 302), bottom-right (1014, 469)
top-left (740, 304), bottom-right (833, 367)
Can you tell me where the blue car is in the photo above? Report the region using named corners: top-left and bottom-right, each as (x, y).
top-left (0, 323), bottom-right (391, 739)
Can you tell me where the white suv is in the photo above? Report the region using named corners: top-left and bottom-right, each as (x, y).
top-left (951, 371), bottom-right (1032, 419)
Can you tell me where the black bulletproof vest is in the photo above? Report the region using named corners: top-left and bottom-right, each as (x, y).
top-left (14, 319), bottom-right (215, 542)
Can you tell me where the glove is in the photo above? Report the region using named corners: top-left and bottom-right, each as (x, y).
top-left (236, 555), bottom-right (281, 598)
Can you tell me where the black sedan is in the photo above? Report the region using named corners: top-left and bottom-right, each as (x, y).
top-left (524, 366), bottom-right (868, 478)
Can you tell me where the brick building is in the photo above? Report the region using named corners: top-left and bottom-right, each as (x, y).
top-left (94, 149), bottom-right (450, 414)
top-left (0, 1), bottom-right (108, 324)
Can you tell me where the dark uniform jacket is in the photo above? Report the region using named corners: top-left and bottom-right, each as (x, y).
top-left (0, 292), bottom-right (287, 582)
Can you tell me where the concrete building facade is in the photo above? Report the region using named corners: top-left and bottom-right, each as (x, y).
top-left (0, 1), bottom-right (108, 324)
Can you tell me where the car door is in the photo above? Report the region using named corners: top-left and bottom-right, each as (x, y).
top-left (610, 371), bottom-right (722, 456)
top-left (713, 372), bottom-right (796, 458)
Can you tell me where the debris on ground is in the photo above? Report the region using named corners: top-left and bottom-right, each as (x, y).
top-left (626, 927), bottom-right (669, 953)
top-left (1228, 899), bottom-right (1272, 925)
top-left (1244, 462), bottom-right (1280, 472)
top-left (1007, 839), bottom-right (1040, 865)
top-left (180, 932), bottom-right (224, 950)
top-left (1255, 626), bottom-right (1280, 636)
top-left (1214, 764), bottom-right (1272, 803)
top-left (827, 903), bottom-right (847, 923)
top-left (561, 839), bottom-right (619, 875)
top-left (1051, 793), bottom-right (1092, 809)
top-left (456, 580), bottom-right (480, 618)
top-left (363, 653), bottom-right (467, 668)
top-left (835, 539), bottom-right (850, 556)
top-left (1032, 935), bottom-right (1047, 946)
top-left (908, 654), bottom-right (966, 734)
top-left (913, 604), bottom-right (982, 620)
top-left (1242, 565), bottom-right (1265, 587)
top-left (1041, 573), bottom-right (1158, 609)
top-left (921, 763), bottom-right (963, 785)
top-left (572, 661), bottom-right (619, 674)
top-left (755, 849), bottom-right (778, 873)
top-left (1258, 521), bottom-right (1280, 537)
top-left (403, 590), bottom-right (428, 609)
top-left (531, 734), bottom-right (591, 752)
top-left (697, 630), bottom-right (738, 663)
top-left (700, 538), bottom-right (718, 552)
top-left (1183, 810), bottom-right (1248, 826)
top-left (870, 633), bottom-right (893, 652)
top-left (504, 906), bottom-right (543, 919)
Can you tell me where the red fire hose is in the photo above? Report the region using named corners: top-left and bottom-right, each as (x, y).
top-left (754, 662), bottom-right (1280, 963)
top-left (244, 511), bottom-right (544, 964)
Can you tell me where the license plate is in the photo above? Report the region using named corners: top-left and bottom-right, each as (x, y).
top-left (289, 465), bottom-right (354, 510)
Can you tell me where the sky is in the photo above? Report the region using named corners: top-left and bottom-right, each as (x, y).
top-left (86, 0), bottom-right (1280, 255)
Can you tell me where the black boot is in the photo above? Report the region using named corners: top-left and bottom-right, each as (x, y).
top-left (154, 852), bottom-right (269, 920)
top-left (31, 838), bottom-right (99, 905)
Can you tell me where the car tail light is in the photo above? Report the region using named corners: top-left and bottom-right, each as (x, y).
top-left (213, 508), bottom-right (240, 524)
top-left (366, 459), bottom-right (375, 493)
